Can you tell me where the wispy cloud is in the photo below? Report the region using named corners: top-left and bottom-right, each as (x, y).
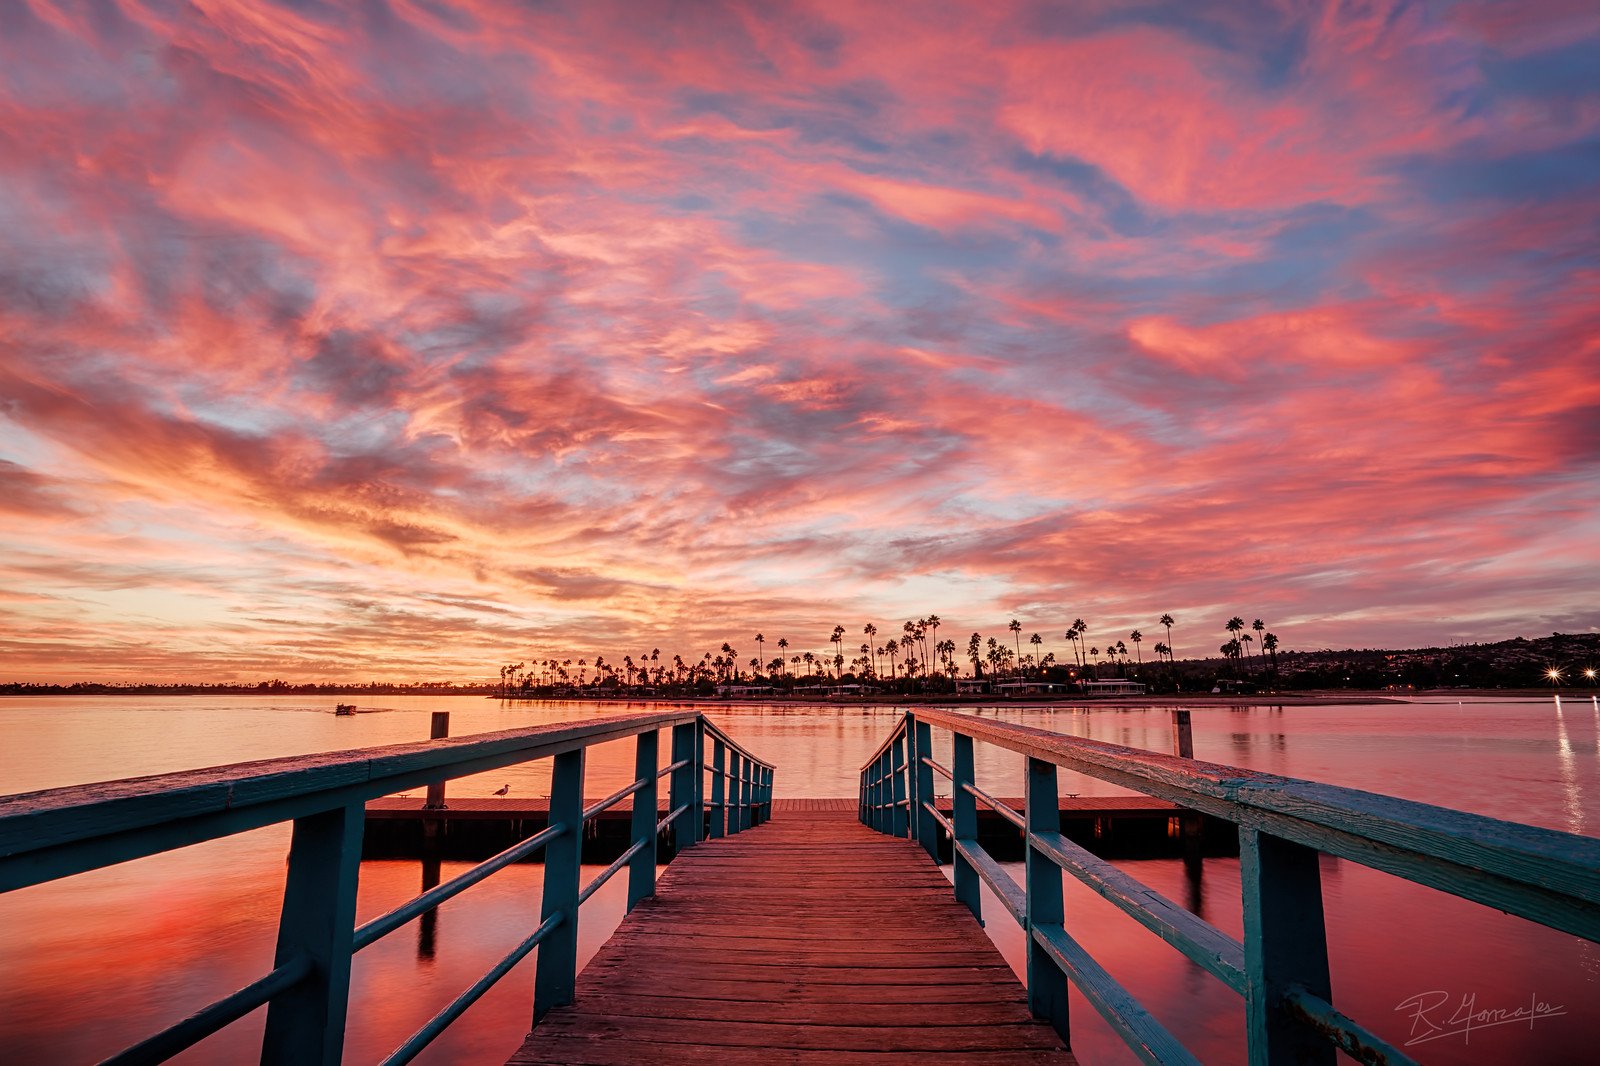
top-left (1, 0), bottom-right (1596, 679)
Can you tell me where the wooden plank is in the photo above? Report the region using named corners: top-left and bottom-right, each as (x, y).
top-left (509, 809), bottom-right (1073, 1063)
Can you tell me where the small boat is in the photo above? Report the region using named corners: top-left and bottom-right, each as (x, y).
top-left (334, 703), bottom-right (357, 715)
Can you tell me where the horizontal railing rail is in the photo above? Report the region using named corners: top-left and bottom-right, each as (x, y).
top-left (860, 707), bottom-right (1600, 1066)
top-left (0, 711), bottom-right (774, 1066)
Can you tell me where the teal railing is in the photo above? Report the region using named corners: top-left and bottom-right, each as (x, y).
top-left (0, 710), bottom-right (774, 1065)
top-left (859, 707), bottom-right (1600, 1066)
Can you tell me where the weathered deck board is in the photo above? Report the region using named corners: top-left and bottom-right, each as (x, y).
top-left (508, 809), bottom-right (1074, 1065)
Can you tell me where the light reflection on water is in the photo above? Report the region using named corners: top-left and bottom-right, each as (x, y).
top-left (1, 695), bottom-right (1597, 1063)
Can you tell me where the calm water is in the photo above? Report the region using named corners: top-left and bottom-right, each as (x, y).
top-left (2, 694), bottom-right (1598, 1063)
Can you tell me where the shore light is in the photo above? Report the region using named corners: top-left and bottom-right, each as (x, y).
top-left (1545, 668), bottom-right (1562, 684)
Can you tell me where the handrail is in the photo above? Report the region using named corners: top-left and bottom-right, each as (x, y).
top-left (0, 710), bottom-right (775, 1066)
top-left (861, 707), bottom-right (1600, 1066)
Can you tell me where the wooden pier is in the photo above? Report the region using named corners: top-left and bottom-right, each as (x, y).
top-left (509, 806), bottom-right (1074, 1065)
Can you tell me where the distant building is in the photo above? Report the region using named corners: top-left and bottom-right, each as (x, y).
top-left (1078, 679), bottom-right (1147, 696)
top-left (956, 678), bottom-right (990, 694)
top-left (994, 681), bottom-right (1067, 696)
top-left (823, 683), bottom-right (880, 697)
top-left (715, 683), bottom-right (776, 698)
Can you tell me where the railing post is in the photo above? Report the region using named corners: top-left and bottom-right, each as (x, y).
top-left (627, 730), bottom-right (658, 910)
top-left (534, 748), bottom-right (585, 1021)
top-left (1025, 757), bottom-right (1071, 1044)
top-left (261, 803), bottom-right (363, 1066)
top-left (904, 715), bottom-right (920, 842)
top-left (890, 730), bottom-right (909, 837)
top-left (740, 755), bottom-right (754, 831)
top-left (671, 721), bottom-right (699, 846)
top-left (874, 752), bottom-right (888, 832)
top-left (914, 718), bottom-right (938, 861)
top-left (693, 718), bottom-right (707, 837)
top-left (951, 731), bottom-right (981, 922)
top-left (1241, 828), bottom-right (1334, 1066)
top-left (859, 764), bottom-right (868, 825)
top-left (710, 740), bottom-right (726, 839)
top-left (728, 751), bottom-right (743, 835)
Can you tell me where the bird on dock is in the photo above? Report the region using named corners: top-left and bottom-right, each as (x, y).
top-left (493, 784), bottom-right (511, 796)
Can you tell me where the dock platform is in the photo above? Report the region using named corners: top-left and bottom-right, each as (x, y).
top-left (508, 807), bottom-right (1075, 1064)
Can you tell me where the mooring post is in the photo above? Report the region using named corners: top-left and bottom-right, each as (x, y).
top-left (1172, 709), bottom-right (1202, 863)
top-left (261, 803), bottom-right (363, 1065)
top-left (534, 748), bottom-right (585, 1021)
top-left (1170, 708), bottom-right (1193, 759)
top-left (423, 712), bottom-right (450, 810)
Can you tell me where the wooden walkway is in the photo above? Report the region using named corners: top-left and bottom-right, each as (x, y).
top-left (509, 809), bottom-right (1075, 1065)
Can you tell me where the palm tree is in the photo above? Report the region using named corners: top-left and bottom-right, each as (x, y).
top-left (1130, 631), bottom-right (1142, 669)
top-left (885, 641), bottom-right (899, 680)
top-left (1159, 614), bottom-right (1177, 690)
top-left (1065, 628), bottom-right (1079, 670)
top-left (967, 632), bottom-right (982, 677)
top-left (1241, 632), bottom-right (1255, 673)
top-left (831, 626), bottom-right (846, 678)
top-left (1088, 646), bottom-right (1100, 679)
top-left (1008, 620), bottom-right (1023, 675)
top-left (755, 633), bottom-right (765, 670)
top-left (777, 638), bottom-right (789, 676)
top-left (1029, 633), bottom-right (1043, 671)
top-left (926, 615), bottom-right (941, 684)
top-left (1262, 632), bottom-right (1280, 683)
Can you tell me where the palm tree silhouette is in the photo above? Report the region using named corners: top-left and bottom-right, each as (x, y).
top-left (1159, 614), bottom-right (1177, 690)
top-left (1130, 631), bottom-right (1143, 670)
top-left (1008, 620), bottom-right (1023, 676)
top-left (863, 623), bottom-right (878, 678)
top-left (755, 634), bottom-right (765, 673)
top-left (1029, 633), bottom-right (1043, 671)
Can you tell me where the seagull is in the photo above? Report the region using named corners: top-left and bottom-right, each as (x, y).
top-left (493, 784), bottom-right (511, 797)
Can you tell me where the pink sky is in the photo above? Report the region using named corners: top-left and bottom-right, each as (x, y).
top-left (2, 0), bottom-right (1597, 681)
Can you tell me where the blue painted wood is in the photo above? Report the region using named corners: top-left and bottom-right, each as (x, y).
top-left (1241, 827), bottom-right (1334, 1066)
top-left (904, 716), bottom-right (920, 842)
top-left (381, 911), bottom-right (562, 1066)
top-left (739, 753), bottom-right (754, 831)
top-left (890, 733), bottom-right (909, 837)
top-left (1283, 986), bottom-right (1419, 1066)
top-left (627, 731), bottom-right (658, 910)
top-left (1029, 828), bottom-right (1245, 994)
top-left (691, 719), bottom-right (706, 837)
top-left (670, 722), bottom-right (698, 845)
top-left (950, 731), bottom-right (981, 922)
top-left (105, 955), bottom-right (312, 1065)
top-left (727, 751), bottom-right (743, 834)
top-left (533, 748), bottom-right (584, 1022)
top-left (1032, 922), bottom-right (1201, 1066)
top-left (355, 821), bottom-right (565, 952)
top-left (1026, 758), bottom-right (1071, 1045)
top-left (914, 719), bottom-right (938, 860)
top-left (261, 803), bottom-right (363, 1066)
top-left (907, 707), bottom-right (1600, 943)
top-left (0, 711), bottom-right (700, 893)
top-left (709, 739), bottom-right (726, 839)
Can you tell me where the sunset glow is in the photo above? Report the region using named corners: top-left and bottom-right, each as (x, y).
top-left (2, 1), bottom-right (1597, 681)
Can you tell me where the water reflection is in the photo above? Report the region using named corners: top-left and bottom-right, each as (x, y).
top-left (2, 695), bottom-right (1598, 1065)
